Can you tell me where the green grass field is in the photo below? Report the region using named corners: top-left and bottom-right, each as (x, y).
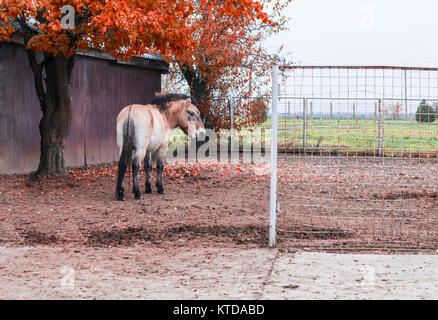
top-left (271, 118), bottom-right (438, 156)
top-left (170, 118), bottom-right (438, 157)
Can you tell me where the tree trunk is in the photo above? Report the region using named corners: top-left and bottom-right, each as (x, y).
top-left (179, 64), bottom-right (216, 151)
top-left (187, 86), bottom-right (216, 152)
top-left (35, 55), bottom-right (74, 176)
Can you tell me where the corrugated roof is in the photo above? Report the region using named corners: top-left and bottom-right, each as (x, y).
top-left (141, 53), bottom-right (165, 61)
top-left (3, 33), bottom-right (169, 73)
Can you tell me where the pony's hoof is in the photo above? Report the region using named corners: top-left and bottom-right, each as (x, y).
top-left (157, 189), bottom-right (165, 194)
top-left (134, 192), bottom-right (141, 200)
top-left (116, 188), bottom-right (125, 201)
top-left (145, 188), bottom-right (153, 194)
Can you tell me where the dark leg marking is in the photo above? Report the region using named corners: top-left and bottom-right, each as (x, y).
top-left (145, 153), bottom-right (153, 194)
top-left (156, 158), bottom-right (165, 194)
top-left (116, 161), bottom-right (127, 201)
top-left (132, 158), bottom-right (141, 199)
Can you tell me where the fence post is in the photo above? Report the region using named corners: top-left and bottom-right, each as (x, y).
top-left (229, 97), bottom-right (234, 152)
top-left (330, 101), bottom-right (333, 120)
top-left (381, 98), bottom-right (385, 155)
top-left (353, 103), bottom-right (358, 127)
top-left (303, 98), bottom-right (307, 149)
top-left (377, 98), bottom-right (383, 156)
top-left (404, 69), bottom-right (408, 119)
top-left (269, 64), bottom-right (279, 247)
top-left (310, 101), bottom-right (313, 124)
top-left (374, 101), bottom-right (378, 134)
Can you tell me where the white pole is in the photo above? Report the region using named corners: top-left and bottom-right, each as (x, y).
top-left (230, 97), bottom-right (234, 153)
top-left (303, 98), bottom-right (307, 148)
top-left (269, 65), bottom-right (279, 247)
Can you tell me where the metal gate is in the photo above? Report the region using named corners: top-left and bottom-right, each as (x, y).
top-left (270, 65), bottom-right (438, 251)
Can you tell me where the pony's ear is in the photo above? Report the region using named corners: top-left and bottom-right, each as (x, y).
top-left (186, 97), bottom-right (191, 105)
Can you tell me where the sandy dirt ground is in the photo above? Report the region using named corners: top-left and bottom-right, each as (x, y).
top-left (1, 156), bottom-right (437, 249)
top-left (0, 156), bottom-right (437, 299)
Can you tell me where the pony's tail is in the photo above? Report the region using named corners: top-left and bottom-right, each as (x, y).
top-left (120, 118), bottom-right (135, 171)
top-left (116, 110), bottom-right (135, 200)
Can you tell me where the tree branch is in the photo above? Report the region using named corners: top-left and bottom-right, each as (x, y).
top-left (16, 15), bottom-right (46, 109)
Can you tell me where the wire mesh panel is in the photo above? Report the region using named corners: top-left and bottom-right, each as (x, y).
top-left (275, 66), bottom-right (438, 251)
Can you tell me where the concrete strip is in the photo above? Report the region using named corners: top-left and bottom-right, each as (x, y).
top-left (1, 246), bottom-right (438, 299)
top-left (262, 252), bottom-right (438, 299)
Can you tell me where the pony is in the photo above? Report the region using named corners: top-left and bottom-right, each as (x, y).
top-left (115, 93), bottom-right (206, 200)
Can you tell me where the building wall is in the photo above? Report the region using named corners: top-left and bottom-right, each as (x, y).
top-left (0, 43), bottom-right (162, 173)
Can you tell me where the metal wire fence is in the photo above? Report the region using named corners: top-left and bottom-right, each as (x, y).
top-left (274, 96), bottom-right (438, 157)
top-left (271, 66), bottom-right (438, 251)
top-left (167, 66), bottom-right (437, 251)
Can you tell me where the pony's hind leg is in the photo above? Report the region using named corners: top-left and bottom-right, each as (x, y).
top-left (132, 157), bottom-right (141, 199)
top-left (116, 160), bottom-right (127, 201)
top-left (144, 151), bottom-right (153, 194)
top-left (132, 149), bottom-right (146, 200)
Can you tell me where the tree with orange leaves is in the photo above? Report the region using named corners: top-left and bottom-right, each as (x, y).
top-left (0, 0), bottom-right (194, 175)
top-left (1, 0), bottom-right (286, 175)
top-left (173, 0), bottom-right (291, 130)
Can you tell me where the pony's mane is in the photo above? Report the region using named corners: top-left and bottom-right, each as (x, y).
top-left (150, 93), bottom-right (190, 111)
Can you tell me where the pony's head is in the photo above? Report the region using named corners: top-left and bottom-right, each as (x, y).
top-left (178, 98), bottom-right (206, 140)
top-left (152, 93), bottom-right (206, 139)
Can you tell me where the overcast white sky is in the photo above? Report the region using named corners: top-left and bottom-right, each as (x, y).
top-left (264, 0), bottom-right (438, 67)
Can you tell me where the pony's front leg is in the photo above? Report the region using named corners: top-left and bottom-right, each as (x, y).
top-left (155, 146), bottom-right (167, 194)
top-left (144, 152), bottom-right (153, 194)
